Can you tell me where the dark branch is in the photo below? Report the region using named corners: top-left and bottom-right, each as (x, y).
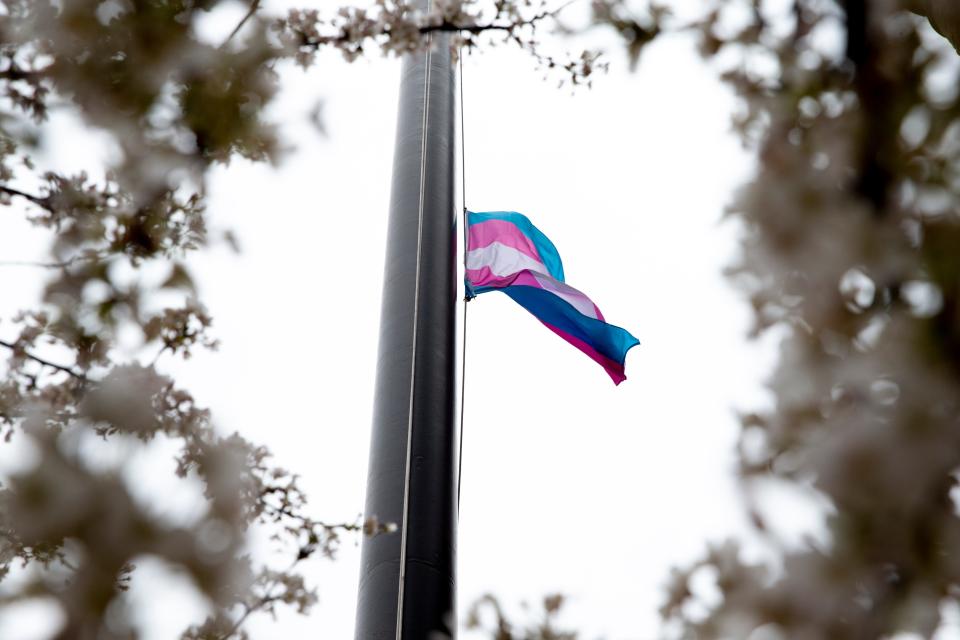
top-left (433, 0), bottom-right (574, 35)
top-left (0, 67), bottom-right (47, 81)
top-left (421, 20), bottom-right (515, 35)
top-left (0, 185), bottom-right (51, 211)
top-left (0, 251), bottom-right (109, 270)
top-left (914, 3), bottom-right (960, 52)
top-left (222, 0), bottom-right (262, 47)
top-left (299, 3), bottom-right (568, 51)
top-left (843, 0), bottom-right (897, 213)
top-left (216, 603), bottom-right (258, 640)
top-left (0, 339), bottom-right (86, 380)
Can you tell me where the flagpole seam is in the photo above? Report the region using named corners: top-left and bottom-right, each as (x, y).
top-left (457, 45), bottom-right (469, 516)
top-left (395, 27), bottom-right (433, 639)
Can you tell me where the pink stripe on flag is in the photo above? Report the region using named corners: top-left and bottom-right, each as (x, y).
top-left (468, 220), bottom-right (543, 264)
top-left (465, 266), bottom-right (521, 289)
top-left (541, 322), bottom-right (627, 385)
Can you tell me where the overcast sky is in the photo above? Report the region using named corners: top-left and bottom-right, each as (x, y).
top-left (0, 2), bottom-right (797, 638)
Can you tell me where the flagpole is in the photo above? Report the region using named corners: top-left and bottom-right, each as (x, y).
top-left (354, 0), bottom-right (458, 636)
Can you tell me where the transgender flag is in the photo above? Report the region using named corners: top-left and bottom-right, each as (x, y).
top-left (465, 211), bottom-right (639, 385)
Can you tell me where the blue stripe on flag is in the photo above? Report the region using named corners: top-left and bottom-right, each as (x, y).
top-left (501, 285), bottom-right (640, 365)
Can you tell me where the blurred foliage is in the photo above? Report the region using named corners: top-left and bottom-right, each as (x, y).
top-left (4, 0), bottom-right (960, 638)
top-left (465, 593), bottom-right (576, 639)
top-left (610, 1), bottom-right (960, 639)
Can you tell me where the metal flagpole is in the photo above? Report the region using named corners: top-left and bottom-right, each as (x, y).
top-left (354, 0), bottom-right (458, 635)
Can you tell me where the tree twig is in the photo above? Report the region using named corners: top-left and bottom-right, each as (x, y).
top-left (0, 185), bottom-right (51, 211)
top-left (0, 339), bottom-right (86, 380)
top-left (214, 555), bottom-right (305, 640)
top-left (216, 600), bottom-right (266, 640)
top-left (429, 3), bottom-right (563, 35)
top-left (222, 0), bottom-right (262, 47)
top-left (299, 1), bottom-right (573, 50)
top-left (0, 253), bottom-right (106, 269)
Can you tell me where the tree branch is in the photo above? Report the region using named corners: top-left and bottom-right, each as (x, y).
top-left (915, 1), bottom-right (960, 52)
top-left (0, 67), bottom-right (47, 82)
top-left (214, 554), bottom-right (310, 640)
top-left (421, 4), bottom-right (565, 36)
top-left (842, 0), bottom-right (899, 213)
top-left (222, 0), bottom-right (262, 47)
top-left (298, 2), bottom-right (571, 51)
top-left (0, 185), bottom-right (51, 211)
top-left (216, 600), bottom-right (265, 640)
top-left (0, 251), bottom-right (109, 270)
top-left (0, 339), bottom-right (86, 380)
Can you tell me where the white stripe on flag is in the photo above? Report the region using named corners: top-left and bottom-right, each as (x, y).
top-left (466, 242), bottom-right (600, 320)
top-left (466, 242), bottom-right (549, 277)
